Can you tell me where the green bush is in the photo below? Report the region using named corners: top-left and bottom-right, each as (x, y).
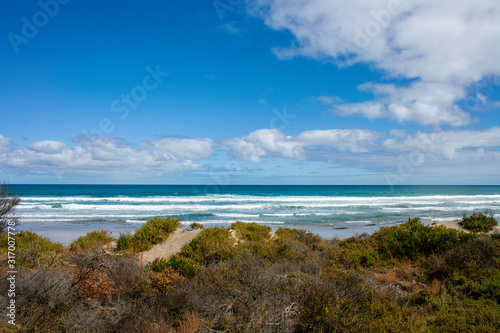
top-left (179, 227), bottom-right (235, 265)
top-left (425, 237), bottom-right (500, 304)
top-left (116, 232), bottom-right (133, 252)
top-left (459, 212), bottom-right (498, 233)
top-left (69, 229), bottom-right (115, 251)
top-left (276, 227), bottom-right (322, 250)
top-left (370, 217), bottom-right (476, 261)
top-left (231, 221), bottom-right (271, 242)
top-left (149, 255), bottom-right (198, 277)
top-left (294, 271), bottom-right (373, 331)
top-left (189, 222), bottom-right (204, 230)
top-left (0, 231), bottom-right (64, 267)
top-left (337, 236), bottom-right (382, 268)
top-left (127, 216), bottom-right (180, 252)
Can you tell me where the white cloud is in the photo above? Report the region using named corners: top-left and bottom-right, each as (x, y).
top-left (0, 134), bottom-right (12, 153)
top-left (383, 126), bottom-right (500, 159)
top-left (140, 137), bottom-right (214, 161)
top-left (297, 129), bottom-right (382, 152)
top-left (316, 96), bottom-right (343, 105)
top-left (2, 128), bottom-right (500, 182)
top-left (248, 0), bottom-right (500, 126)
top-left (222, 129), bottom-right (303, 162)
top-left (222, 128), bottom-right (382, 161)
top-left (336, 81), bottom-right (472, 126)
top-left (28, 140), bottom-right (68, 154)
top-left (0, 135), bottom-right (213, 176)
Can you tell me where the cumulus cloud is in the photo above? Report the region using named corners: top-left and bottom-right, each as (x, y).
top-left (0, 135), bottom-right (214, 176)
top-left (247, 0), bottom-right (500, 126)
top-left (221, 128), bottom-right (382, 162)
top-left (0, 134), bottom-right (12, 153)
top-left (222, 129), bottom-right (303, 162)
top-left (1, 128), bottom-right (500, 181)
top-left (28, 140), bottom-right (68, 154)
top-left (383, 126), bottom-right (500, 159)
top-left (140, 137), bottom-right (214, 161)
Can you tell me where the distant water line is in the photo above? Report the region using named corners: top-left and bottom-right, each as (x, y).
top-left (9, 185), bottom-right (500, 244)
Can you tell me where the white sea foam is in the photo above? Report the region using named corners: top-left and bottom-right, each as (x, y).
top-left (16, 192), bottom-right (500, 229)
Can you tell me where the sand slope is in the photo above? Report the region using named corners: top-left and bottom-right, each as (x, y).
top-left (434, 220), bottom-right (500, 234)
top-left (138, 228), bottom-right (202, 266)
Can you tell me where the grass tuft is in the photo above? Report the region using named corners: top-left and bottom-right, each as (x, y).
top-left (459, 212), bottom-right (498, 233)
top-left (115, 216), bottom-right (180, 252)
top-left (70, 229), bottom-right (115, 251)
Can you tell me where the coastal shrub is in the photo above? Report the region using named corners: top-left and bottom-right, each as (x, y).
top-left (370, 217), bottom-right (476, 261)
top-left (0, 230), bottom-right (65, 268)
top-left (179, 227), bottom-right (235, 265)
top-left (149, 255), bottom-right (198, 277)
top-left (129, 216), bottom-right (180, 252)
top-left (2, 266), bottom-right (73, 331)
top-left (425, 236), bottom-right (500, 303)
top-left (116, 232), bottom-right (133, 252)
top-left (337, 236), bottom-right (382, 268)
top-left (231, 221), bottom-right (271, 242)
top-left (191, 252), bottom-right (296, 331)
top-left (293, 271), bottom-right (373, 332)
top-left (189, 222), bottom-right (204, 230)
top-left (69, 229), bottom-right (115, 251)
top-left (459, 212), bottom-right (498, 232)
top-left (0, 182), bottom-right (20, 234)
top-left (276, 227), bottom-right (322, 250)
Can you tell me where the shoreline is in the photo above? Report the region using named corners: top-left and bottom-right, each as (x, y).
top-left (16, 217), bottom-right (493, 246)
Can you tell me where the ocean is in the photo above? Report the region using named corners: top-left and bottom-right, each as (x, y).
top-left (9, 185), bottom-right (500, 244)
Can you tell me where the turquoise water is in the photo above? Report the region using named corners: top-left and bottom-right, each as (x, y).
top-left (9, 185), bottom-right (500, 244)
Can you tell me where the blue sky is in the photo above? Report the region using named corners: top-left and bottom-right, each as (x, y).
top-left (1, 0), bottom-right (499, 184)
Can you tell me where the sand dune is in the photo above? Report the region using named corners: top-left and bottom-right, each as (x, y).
top-left (138, 228), bottom-right (202, 265)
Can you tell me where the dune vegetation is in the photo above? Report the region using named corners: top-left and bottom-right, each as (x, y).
top-left (0, 213), bottom-right (499, 332)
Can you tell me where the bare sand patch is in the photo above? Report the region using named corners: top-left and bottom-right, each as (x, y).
top-left (434, 220), bottom-right (500, 234)
top-left (138, 228), bottom-right (202, 266)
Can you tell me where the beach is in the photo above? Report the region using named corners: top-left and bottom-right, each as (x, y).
top-left (10, 184), bottom-right (500, 245)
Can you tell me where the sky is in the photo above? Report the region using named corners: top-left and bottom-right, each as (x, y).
top-left (0, 0), bottom-right (499, 185)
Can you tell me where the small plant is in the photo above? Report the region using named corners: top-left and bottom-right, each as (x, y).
top-left (122, 216), bottom-right (180, 252)
top-left (116, 232), bottom-right (133, 251)
top-left (149, 255), bottom-right (198, 277)
top-left (231, 221), bottom-right (271, 242)
top-left (0, 231), bottom-right (64, 267)
top-left (189, 222), bottom-right (204, 230)
top-left (0, 182), bottom-right (20, 234)
top-left (276, 227), bottom-right (323, 250)
top-left (459, 212), bottom-right (498, 233)
top-left (70, 229), bottom-right (115, 251)
top-left (179, 227), bottom-right (235, 265)
top-left (370, 217), bottom-right (476, 261)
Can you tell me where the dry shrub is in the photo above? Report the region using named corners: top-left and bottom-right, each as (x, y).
top-left (293, 270), bottom-right (373, 332)
top-left (72, 269), bottom-right (117, 302)
top-left (178, 313), bottom-right (202, 333)
top-left (373, 269), bottom-right (398, 284)
top-left (429, 279), bottom-right (445, 294)
top-left (190, 252), bottom-right (297, 332)
top-left (0, 266), bottom-right (73, 331)
top-left (151, 267), bottom-right (185, 292)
